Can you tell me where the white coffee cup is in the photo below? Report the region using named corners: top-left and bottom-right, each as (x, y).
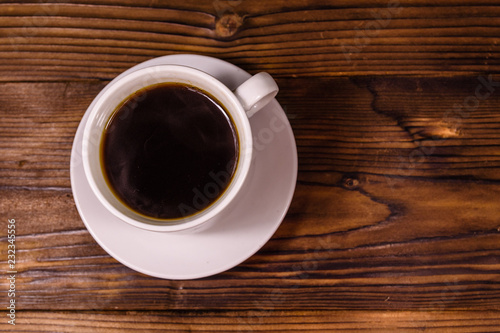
top-left (82, 64), bottom-right (278, 232)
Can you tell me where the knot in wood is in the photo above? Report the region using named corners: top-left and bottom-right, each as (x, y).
top-left (342, 176), bottom-right (359, 190)
top-left (414, 125), bottom-right (459, 140)
top-left (215, 13), bottom-right (243, 39)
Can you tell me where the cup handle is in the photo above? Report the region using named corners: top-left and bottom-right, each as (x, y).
top-left (233, 72), bottom-right (279, 118)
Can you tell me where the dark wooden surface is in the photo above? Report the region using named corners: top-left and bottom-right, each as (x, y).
top-left (1, 0), bottom-right (500, 331)
top-left (0, 0), bottom-right (500, 80)
top-left (6, 310), bottom-right (500, 332)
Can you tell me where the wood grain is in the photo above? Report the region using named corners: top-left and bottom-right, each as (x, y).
top-left (0, 0), bottom-right (500, 80)
top-left (2, 76), bottom-right (500, 188)
top-left (2, 0), bottom-right (500, 330)
top-left (1, 77), bottom-right (500, 312)
top-left (0, 81), bottom-right (104, 188)
top-left (2, 310), bottom-right (500, 332)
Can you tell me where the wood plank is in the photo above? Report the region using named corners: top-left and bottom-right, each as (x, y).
top-left (0, 1), bottom-right (500, 80)
top-left (0, 81), bottom-right (105, 188)
top-left (2, 310), bottom-right (500, 332)
top-left (3, 179), bottom-right (500, 310)
top-left (1, 77), bottom-right (500, 310)
top-left (1, 77), bottom-right (500, 189)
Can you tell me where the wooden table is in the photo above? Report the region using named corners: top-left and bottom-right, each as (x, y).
top-left (1, 0), bottom-right (500, 331)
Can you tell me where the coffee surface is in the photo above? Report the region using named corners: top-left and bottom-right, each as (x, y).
top-left (101, 83), bottom-right (238, 219)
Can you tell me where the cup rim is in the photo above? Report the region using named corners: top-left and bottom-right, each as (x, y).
top-left (82, 64), bottom-right (253, 232)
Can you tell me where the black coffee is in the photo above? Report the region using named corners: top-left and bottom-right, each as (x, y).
top-left (101, 83), bottom-right (239, 220)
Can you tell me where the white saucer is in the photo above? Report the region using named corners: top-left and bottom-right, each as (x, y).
top-left (70, 54), bottom-right (297, 280)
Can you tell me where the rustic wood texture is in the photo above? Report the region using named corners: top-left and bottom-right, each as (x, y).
top-left (0, 0), bottom-right (500, 81)
top-left (1, 0), bottom-right (500, 330)
top-left (2, 310), bottom-right (500, 332)
top-left (1, 77), bottom-right (500, 315)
